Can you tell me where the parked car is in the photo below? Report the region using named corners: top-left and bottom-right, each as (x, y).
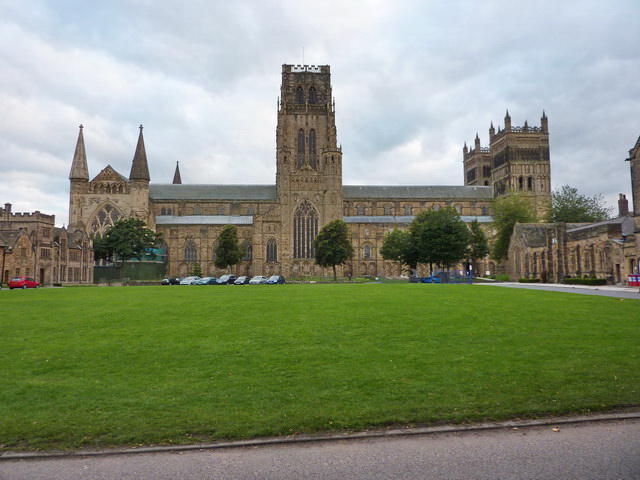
top-left (234, 276), bottom-right (251, 285)
top-left (9, 277), bottom-right (40, 289)
top-left (217, 274), bottom-right (237, 285)
top-left (248, 275), bottom-right (269, 285)
top-left (161, 277), bottom-right (181, 285)
top-left (266, 275), bottom-right (286, 284)
top-left (179, 276), bottom-right (201, 285)
top-left (196, 276), bottom-right (218, 285)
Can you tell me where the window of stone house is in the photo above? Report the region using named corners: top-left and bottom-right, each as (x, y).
top-left (363, 244), bottom-right (372, 260)
top-left (194, 206), bottom-right (200, 215)
top-left (481, 206), bottom-right (488, 215)
top-left (309, 87), bottom-right (317, 104)
top-left (455, 205), bottom-right (462, 214)
top-left (217, 206), bottom-right (225, 215)
top-left (527, 177), bottom-right (533, 191)
top-left (266, 238), bottom-right (278, 262)
top-left (296, 86), bottom-right (304, 104)
top-left (357, 204), bottom-right (365, 215)
top-left (309, 129), bottom-right (317, 169)
top-left (242, 241), bottom-right (252, 261)
top-left (384, 205), bottom-right (392, 215)
top-left (184, 238), bottom-right (197, 262)
top-left (297, 129), bottom-right (305, 168)
top-left (247, 207), bottom-right (254, 215)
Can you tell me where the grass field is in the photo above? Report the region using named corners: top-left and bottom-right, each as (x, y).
top-left (0, 284), bottom-right (638, 451)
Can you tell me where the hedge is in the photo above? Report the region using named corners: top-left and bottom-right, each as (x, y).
top-left (563, 277), bottom-right (607, 286)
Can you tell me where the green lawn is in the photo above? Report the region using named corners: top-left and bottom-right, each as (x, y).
top-left (0, 284), bottom-right (638, 451)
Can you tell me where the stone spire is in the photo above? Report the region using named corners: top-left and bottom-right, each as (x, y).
top-left (69, 124), bottom-right (89, 180)
top-left (129, 125), bottom-right (150, 181)
top-left (172, 161), bottom-right (182, 184)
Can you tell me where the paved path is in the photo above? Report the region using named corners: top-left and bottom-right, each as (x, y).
top-left (2, 418), bottom-right (639, 480)
top-left (478, 282), bottom-right (640, 299)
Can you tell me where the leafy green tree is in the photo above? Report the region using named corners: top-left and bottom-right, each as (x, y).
top-left (313, 219), bottom-right (355, 281)
top-left (214, 225), bottom-right (245, 270)
top-left (190, 262), bottom-right (203, 277)
top-left (410, 207), bottom-right (471, 272)
top-left (546, 185), bottom-right (613, 223)
top-left (467, 219), bottom-right (490, 268)
top-left (380, 228), bottom-right (418, 273)
top-left (491, 194), bottom-right (537, 261)
top-left (93, 218), bottom-right (163, 265)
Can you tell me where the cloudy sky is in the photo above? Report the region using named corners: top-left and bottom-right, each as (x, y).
top-left (1, 0), bottom-right (639, 226)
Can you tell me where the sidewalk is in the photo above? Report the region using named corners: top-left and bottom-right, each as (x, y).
top-left (477, 281), bottom-right (640, 298)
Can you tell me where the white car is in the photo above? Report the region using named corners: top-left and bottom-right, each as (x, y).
top-left (179, 276), bottom-right (201, 285)
top-left (248, 275), bottom-right (268, 285)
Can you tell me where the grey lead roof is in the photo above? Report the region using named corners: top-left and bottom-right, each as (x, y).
top-left (344, 215), bottom-right (493, 224)
top-left (156, 215), bottom-right (253, 225)
top-left (343, 185), bottom-right (493, 200)
top-left (150, 185), bottom-right (277, 201)
top-left (150, 184), bottom-right (493, 201)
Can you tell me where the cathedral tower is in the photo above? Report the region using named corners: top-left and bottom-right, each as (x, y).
top-left (68, 125), bottom-right (90, 233)
top-left (275, 65), bottom-right (343, 273)
top-left (489, 111), bottom-right (551, 216)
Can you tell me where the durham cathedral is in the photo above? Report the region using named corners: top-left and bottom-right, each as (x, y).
top-left (66, 64), bottom-right (554, 279)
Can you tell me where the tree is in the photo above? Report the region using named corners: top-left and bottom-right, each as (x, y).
top-left (313, 219), bottom-right (355, 281)
top-left (410, 207), bottom-right (471, 272)
top-left (93, 218), bottom-right (163, 265)
top-left (491, 194), bottom-right (537, 261)
top-left (380, 228), bottom-right (419, 273)
top-left (214, 225), bottom-right (245, 270)
top-left (190, 262), bottom-right (203, 277)
top-left (546, 185), bottom-right (613, 223)
top-left (468, 219), bottom-right (490, 269)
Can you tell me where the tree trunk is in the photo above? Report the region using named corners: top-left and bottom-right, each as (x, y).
top-left (332, 265), bottom-right (337, 281)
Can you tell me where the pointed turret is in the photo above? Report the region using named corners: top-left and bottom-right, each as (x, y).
top-left (69, 125), bottom-right (89, 180)
top-left (489, 121), bottom-right (495, 138)
top-left (172, 161), bottom-right (182, 184)
top-left (474, 132), bottom-right (481, 149)
top-left (129, 125), bottom-right (150, 181)
top-left (541, 110), bottom-right (548, 133)
top-left (504, 110), bottom-right (512, 130)
top-left (463, 142), bottom-right (468, 154)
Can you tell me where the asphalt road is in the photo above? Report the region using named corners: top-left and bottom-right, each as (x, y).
top-left (2, 418), bottom-right (638, 480)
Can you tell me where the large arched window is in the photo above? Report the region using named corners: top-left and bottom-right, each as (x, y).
top-left (184, 238), bottom-right (197, 262)
top-left (89, 203), bottom-right (122, 235)
top-left (296, 86), bottom-right (304, 104)
top-left (293, 200), bottom-right (318, 259)
top-left (266, 238), bottom-right (278, 262)
top-left (363, 244), bottom-right (372, 260)
top-left (309, 129), bottom-right (317, 169)
top-left (297, 129), bottom-right (305, 168)
top-left (309, 87), bottom-right (317, 104)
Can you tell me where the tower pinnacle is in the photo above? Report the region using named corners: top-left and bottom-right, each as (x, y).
top-left (69, 124), bottom-right (89, 180)
top-left (129, 125), bottom-right (150, 181)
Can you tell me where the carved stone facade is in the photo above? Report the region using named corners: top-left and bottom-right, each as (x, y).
top-left (0, 203), bottom-right (93, 285)
top-left (67, 64), bottom-right (551, 279)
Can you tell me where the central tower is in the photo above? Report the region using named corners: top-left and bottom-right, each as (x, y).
top-left (275, 64), bottom-right (343, 274)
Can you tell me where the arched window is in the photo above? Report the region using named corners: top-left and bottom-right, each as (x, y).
top-left (293, 200), bottom-right (318, 259)
top-left (217, 206), bottom-right (224, 215)
top-left (404, 204), bottom-right (412, 215)
top-left (266, 238), bottom-right (278, 262)
top-left (296, 86), bottom-right (304, 104)
top-left (247, 207), bottom-right (254, 215)
top-left (89, 203), bottom-right (122, 235)
top-left (455, 205), bottom-right (462, 214)
top-left (167, 208), bottom-right (172, 215)
top-left (481, 205), bottom-right (488, 216)
top-left (194, 206), bottom-right (200, 215)
top-left (309, 87), bottom-right (317, 104)
top-left (432, 204), bottom-right (440, 212)
top-left (527, 177), bottom-right (533, 191)
top-left (242, 240), bottom-right (252, 261)
top-left (518, 176), bottom-right (524, 190)
top-left (161, 208), bottom-right (166, 215)
top-left (184, 238), bottom-right (197, 262)
top-left (297, 129), bottom-right (305, 168)
top-left (309, 129), bottom-right (317, 169)
top-left (384, 205), bottom-right (392, 215)
top-left (357, 204), bottom-right (365, 215)
top-left (363, 244), bottom-right (372, 260)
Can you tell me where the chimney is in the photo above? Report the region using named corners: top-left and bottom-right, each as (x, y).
top-left (4, 203), bottom-right (11, 219)
top-left (618, 194), bottom-right (629, 217)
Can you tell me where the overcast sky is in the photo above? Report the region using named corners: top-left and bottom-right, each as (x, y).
top-left (1, 0), bottom-right (639, 226)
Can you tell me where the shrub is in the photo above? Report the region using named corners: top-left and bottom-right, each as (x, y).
top-left (494, 274), bottom-right (510, 282)
top-left (564, 277), bottom-right (607, 286)
top-left (519, 278), bottom-right (541, 283)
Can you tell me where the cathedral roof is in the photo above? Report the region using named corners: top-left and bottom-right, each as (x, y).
top-left (344, 215), bottom-right (493, 224)
top-left (149, 184), bottom-right (277, 201)
top-left (156, 215), bottom-right (253, 225)
top-left (343, 185), bottom-right (493, 200)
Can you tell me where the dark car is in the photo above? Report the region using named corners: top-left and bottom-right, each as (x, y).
top-left (233, 276), bottom-right (251, 285)
top-left (9, 277), bottom-right (40, 289)
top-left (266, 275), bottom-right (286, 284)
top-left (196, 277), bottom-right (218, 285)
top-left (217, 274), bottom-right (237, 285)
top-left (161, 277), bottom-right (181, 285)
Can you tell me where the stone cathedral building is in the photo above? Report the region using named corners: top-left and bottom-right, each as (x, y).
top-left (67, 64), bottom-right (552, 279)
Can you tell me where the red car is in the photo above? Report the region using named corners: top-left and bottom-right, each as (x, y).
top-left (9, 276), bottom-right (40, 289)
